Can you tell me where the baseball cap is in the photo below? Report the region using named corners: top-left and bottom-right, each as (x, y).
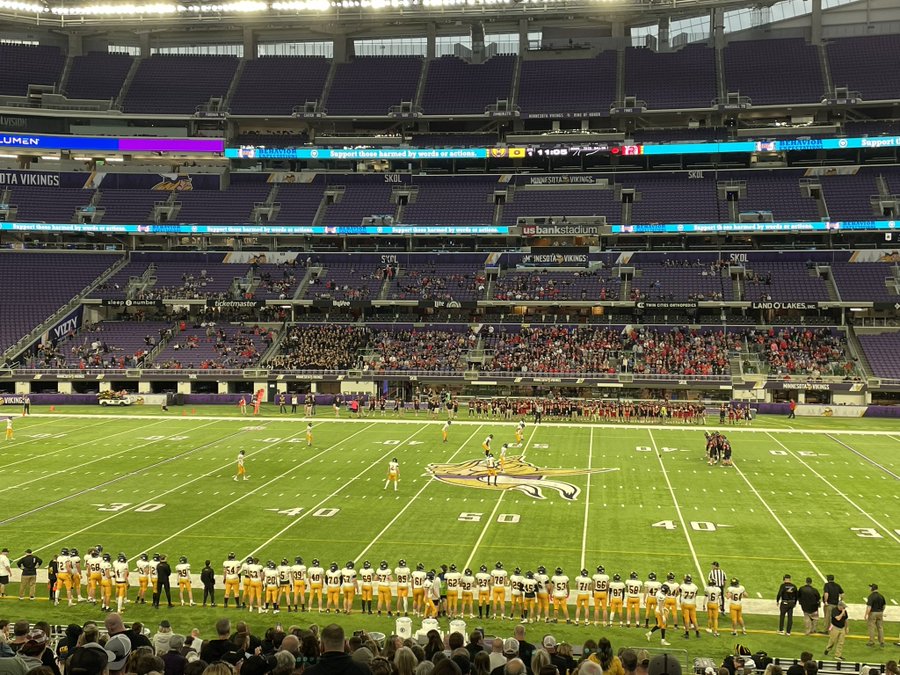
top-left (68, 644), bottom-right (115, 675)
top-left (241, 655), bottom-right (276, 675)
top-left (869, 583), bottom-right (878, 590)
top-left (648, 654), bottom-right (683, 675)
top-left (503, 638), bottom-right (519, 655)
top-left (542, 636), bottom-right (557, 649)
top-left (105, 634), bottom-right (131, 672)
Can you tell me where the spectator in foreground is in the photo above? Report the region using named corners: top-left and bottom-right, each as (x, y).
top-left (303, 624), bottom-right (369, 675)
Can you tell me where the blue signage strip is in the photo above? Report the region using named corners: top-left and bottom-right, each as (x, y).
top-left (0, 222), bottom-right (509, 236)
top-left (611, 221), bottom-right (898, 234)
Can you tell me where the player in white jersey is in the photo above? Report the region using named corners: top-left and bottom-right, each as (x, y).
top-left (176, 557), bottom-right (194, 606)
top-left (664, 572), bottom-right (681, 629)
top-left (135, 554), bottom-right (151, 605)
top-left (245, 558), bottom-right (263, 612)
top-left (86, 550), bottom-right (103, 604)
top-left (411, 563), bottom-right (428, 617)
top-left (384, 458), bottom-right (400, 492)
top-left (490, 562), bottom-right (508, 619)
top-left (535, 566), bottom-right (551, 623)
top-left (56, 549), bottom-right (74, 606)
top-left (148, 554), bottom-right (160, 605)
top-left (726, 578), bottom-right (746, 635)
top-left (609, 573), bottom-right (627, 627)
top-left (291, 557), bottom-right (308, 613)
top-left (223, 553), bottom-right (241, 608)
top-left (445, 564), bottom-right (463, 618)
top-left (680, 574), bottom-right (701, 638)
top-left (499, 444), bottom-right (509, 471)
top-left (341, 562), bottom-right (358, 614)
top-left (475, 565), bottom-right (491, 620)
top-left (95, 553), bottom-right (111, 612)
top-left (307, 559), bottom-right (325, 613)
top-left (442, 420), bottom-right (451, 443)
top-left (521, 571), bottom-right (538, 623)
top-left (239, 556), bottom-right (253, 608)
top-left (484, 453), bottom-right (499, 486)
top-left (550, 567), bottom-right (570, 623)
top-left (394, 561), bottom-right (412, 616)
top-left (508, 567), bottom-right (524, 621)
top-left (460, 568), bottom-right (476, 619)
top-left (592, 566), bottom-right (610, 626)
top-left (277, 559), bottom-right (292, 609)
top-left (515, 419), bottom-right (526, 445)
top-left (263, 561), bottom-right (280, 614)
top-left (69, 548), bottom-right (83, 602)
top-left (374, 561), bottom-right (392, 616)
top-left (113, 553), bottom-right (129, 613)
top-left (0, 548), bottom-right (10, 598)
top-left (643, 572), bottom-right (661, 628)
top-left (574, 569), bottom-right (593, 625)
top-left (325, 563), bottom-right (342, 613)
top-left (646, 584), bottom-right (672, 645)
top-left (625, 572), bottom-right (644, 628)
top-left (482, 434), bottom-right (493, 456)
top-left (704, 584), bottom-right (722, 636)
top-left (359, 561), bottom-right (375, 614)
top-left (422, 572), bottom-right (438, 619)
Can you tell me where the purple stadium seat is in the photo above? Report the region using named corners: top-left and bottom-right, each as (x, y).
top-left (65, 52), bottom-right (133, 101)
top-left (623, 44), bottom-right (717, 109)
top-left (421, 55), bottom-right (516, 115)
top-left (230, 57), bottom-right (330, 115)
top-left (517, 53), bottom-right (617, 117)
top-left (723, 38), bottom-right (824, 105)
top-left (123, 55), bottom-right (238, 114)
top-left (325, 57), bottom-right (422, 115)
top-left (0, 44), bottom-right (65, 96)
top-left (826, 35), bottom-right (900, 102)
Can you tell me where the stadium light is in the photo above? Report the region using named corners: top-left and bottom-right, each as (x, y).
top-left (50, 3), bottom-right (179, 13)
top-left (271, 0), bottom-right (329, 9)
top-left (0, 0), bottom-right (46, 11)
top-left (181, 0), bottom-right (267, 10)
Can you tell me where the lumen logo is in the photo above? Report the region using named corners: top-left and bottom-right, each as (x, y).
top-left (0, 136), bottom-right (40, 146)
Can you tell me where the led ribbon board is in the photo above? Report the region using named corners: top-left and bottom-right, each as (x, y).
top-left (0, 134), bottom-right (225, 153)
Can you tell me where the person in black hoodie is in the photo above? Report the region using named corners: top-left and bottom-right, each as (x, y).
top-left (201, 561), bottom-right (216, 607)
top-left (797, 579), bottom-right (821, 635)
top-left (776, 574), bottom-right (799, 636)
top-left (154, 556), bottom-right (173, 608)
top-left (303, 624), bottom-right (369, 675)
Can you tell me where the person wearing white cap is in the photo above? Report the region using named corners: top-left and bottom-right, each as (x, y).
top-left (823, 601), bottom-right (848, 661)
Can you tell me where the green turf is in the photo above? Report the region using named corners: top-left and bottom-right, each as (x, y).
top-left (1, 406), bottom-right (898, 662)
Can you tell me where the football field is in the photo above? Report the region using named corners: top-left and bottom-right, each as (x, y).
top-left (1, 406), bottom-right (899, 658)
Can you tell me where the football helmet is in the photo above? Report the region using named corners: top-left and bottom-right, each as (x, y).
top-left (450, 564), bottom-right (458, 572)
top-left (295, 556), bottom-right (304, 564)
top-left (555, 567), bottom-right (563, 575)
top-left (731, 578), bottom-right (739, 586)
top-left (648, 572), bottom-right (657, 581)
top-left (613, 573), bottom-right (621, 582)
top-left (346, 561), bottom-right (355, 569)
top-left (117, 553), bottom-right (127, 562)
top-left (180, 556), bottom-right (188, 564)
top-left (363, 561), bottom-right (372, 569)
top-left (596, 565), bottom-right (605, 574)
top-left (416, 562), bottom-right (425, 571)
top-left (495, 561), bottom-right (503, 569)
top-left (70, 548), bottom-right (79, 556)
top-left (684, 574), bottom-right (693, 583)
top-left (60, 548), bottom-right (69, 555)
top-left (379, 560), bottom-right (389, 570)
top-left (526, 571), bottom-right (534, 579)
top-left (480, 565), bottom-right (488, 573)
top-left (630, 571), bottom-right (639, 580)
top-left (426, 571), bottom-right (435, 580)
top-left (95, 545), bottom-right (103, 553)
top-left (268, 561), bottom-right (276, 569)
top-left (513, 567), bottom-right (521, 575)
top-left (228, 552), bottom-right (236, 560)
top-left (139, 553), bottom-right (148, 561)
top-left (398, 559), bottom-right (406, 567)
top-left (666, 572), bottom-right (676, 581)
top-left (581, 569), bottom-right (589, 577)
top-left (330, 562), bottom-right (338, 571)
top-left (537, 565), bottom-right (546, 575)
top-left (464, 568), bottom-right (473, 576)
top-left (660, 584), bottom-right (670, 595)
top-left (153, 554), bottom-right (161, 562)
top-left (282, 558), bottom-right (289, 566)
top-left (102, 553), bottom-right (111, 562)
top-left (312, 559), bottom-right (320, 566)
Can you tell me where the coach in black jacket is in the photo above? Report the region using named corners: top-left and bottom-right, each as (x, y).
top-left (154, 556), bottom-right (173, 608)
top-left (797, 578), bottom-right (821, 635)
top-left (776, 574), bottom-right (799, 635)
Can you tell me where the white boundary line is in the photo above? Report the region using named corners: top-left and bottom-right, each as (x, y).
top-left (352, 425), bottom-right (484, 563)
top-left (3, 418), bottom-right (167, 470)
top-left (579, 427), bottom-right (593, 570)
top-left (825, 433), bottom-right (900, 481)
top-left (463, 426), bottom-right (538, 571)
top-left (647, 429), bottom-right (704, 579)
top-left (137, 422), bottom-right (380, 558)
top-left (23, 411), bottom-right (900, 436)
top-left (244, 424), bottom-right (428, 558)
top-left (769, 432), bottom-right (900, 545)
top-left (728, 456), bottom-right (826, 582)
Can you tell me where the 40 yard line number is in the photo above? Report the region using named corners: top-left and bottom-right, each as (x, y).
top-left (653, 520), bottom-right (724, 532)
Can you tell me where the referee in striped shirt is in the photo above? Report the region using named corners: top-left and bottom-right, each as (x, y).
top-left (708, 562), bottom-right (726, 611)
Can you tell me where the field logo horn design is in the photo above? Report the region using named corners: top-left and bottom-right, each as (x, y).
top-left (425, 455), bottom-right (617, 501)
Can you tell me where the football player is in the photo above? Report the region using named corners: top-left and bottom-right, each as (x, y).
top-left (422, 571), bottom-right (438, 618)
top-left (263, 560), bottom-right (280, 614)
top-left (664, 572), bottom-right (680, 629)
top-left (535, 565), bottom-right (551, 623)
top-left (325, 562), bottom-right (342, 613)
top-left (475, 565), bottom-right (491, 619)
top-left (247, 557), bottom-right (264, 613)
top-left (307, 559), bottom-right (325, 612)
top-left (235, 450), bottom-right (248, 481)
top-left (491, 562), bottom-right (508, 619)
top-left (461, 567), bottom-right (476, 619)
top-left (550, 567), bottom-right (570, 623)
top-left (135, 553), bottom-right (151, 605)
top-left (644, 572), bottom-right (661, 628)
top-left (176, 556), bottom-right (194, 606)
top-left (704, 580), bottom-right (721, 636)
top-left (69, 548), bottom-right (83, 602)
top-left (98, 553), bottom-right (113, 612)
top-left (384, 458), bottom-right (400, 492)
top-left (680, 574), bottom-right (700, 638)
top-left (515, 419), bottom-right (525, 445)
top-left (5, 417), bottom-right (12, 440)
top-left (499, 444), bottom-right (508, 472)
top-left (508, 567), bottom-right (523, 620)
top-left (445, 564), bottom-right (462, 618)
top-left (394, 559), bottom-right (411, 616)
top-left (306, 424), bottom-right (313, 447)
top-left (148, 554), bottom-right (160, 606)
top-left (113, 553), bottom-right (129, 614)
top-left (574, 569), bottom-right (592, 625)
top-left (359, 560), bottom-right (375, 614)
top-left (482, 434), bottom-right (494, 456)
top-left (291, 557), bottom-right (308, 613)
top-left (375, 560), bottom-right (392, 616)
top-left (592, 565), bottom-right (610, 626)
top-left (341, 561), bottom-right (357, 614)
top-left (609, 573), bottom-right (626, 627)
top-left (625, 572), bottom-right (643, 628)
top-left (223, 553), bottom-right (241, 609)
top-left (56, 548), bottom-right (73, 607)
top-left (240, 556), bottom-right (254, 608)
top-left (521, 571), bottom-right (538, 624)
top-left (485, 453), bottom-right (499, 486)
top-left (646, 583), bottom-right (672, 646)
top-left (277, 559), bottom-right (292, 610)
top-left (411, 563), bottom-right (427, 616)
top-left (86, 548), bottom-right (103, 604)
top-left (726, 577), bottom-right (746, 635)
top-left (442, 420), bottom-right (451, 443)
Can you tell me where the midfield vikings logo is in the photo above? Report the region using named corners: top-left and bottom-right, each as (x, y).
top-left (425, 456), bottom-right (617, 501)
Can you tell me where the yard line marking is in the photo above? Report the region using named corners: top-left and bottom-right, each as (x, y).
top-left (579, 427), bottom-right (594, 570)
top-left (648, 429), bottom-right (703, 578)
top-left (3, 418), bottom-right (165, 469)
top-left (771, 433), bottom-right (900, 545)
top-left (463, 426), bottom-right (538, 571)
top-left (0, 418), bottom-right (197, 499)
top-left (136, 422), bottom-right (380, 558)
top-left (729, 457), bottom-right (825, 582)
top-left (826, 434), bottom-right (900, 481)
top-left (353, 425), bottom-right (484, 563)
top-left (245, 424), bottom-right (428, 557)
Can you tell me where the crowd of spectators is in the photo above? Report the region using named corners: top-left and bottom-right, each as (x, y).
top-left (744, 327), bottom-right (853, 377)
top-left (269, 325), bottom-right (368, 371)
top-left (392, 267), bottom-right (486, 302)
top-left (155, 324), bottom-right (273, 370)
top-left (363, 329), bottom-right (471, 373)
top-left (493, 272), bottom-right (617, 302)
top-left (485, 327), bottom-right (624, 374)
top-left (626, 327), bottom-right (734, 376)
top-left (0, 613), bottom-right (665, 675)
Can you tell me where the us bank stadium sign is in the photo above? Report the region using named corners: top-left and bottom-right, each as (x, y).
top-left (522, 223), bottom-right (600, 237)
